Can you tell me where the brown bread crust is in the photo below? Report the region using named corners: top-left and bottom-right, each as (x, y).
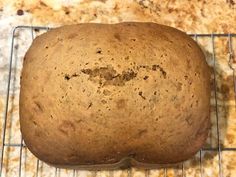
top-left (20, 22), bottom-right (211, 167)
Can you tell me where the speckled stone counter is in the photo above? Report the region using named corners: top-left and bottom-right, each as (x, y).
top-left (0, 0), bottom-right (236, 177)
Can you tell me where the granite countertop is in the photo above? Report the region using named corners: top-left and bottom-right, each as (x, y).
top-left (0, 0), bottom-right (236, 177)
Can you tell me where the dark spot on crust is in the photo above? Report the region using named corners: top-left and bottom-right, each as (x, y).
top-left (65, 10), bottom-right (70, 15)
top-left (58, 120), bottom-right (76, 136)
top-left (81, 66), bottom-right (137, 86)
top-left (125, 56), bottom-right (129, 60)
top-left (143, 76), bottom-right (149, 80)
top-left (140, 65), bottom-right (146, 69)
top-left (87, 102), bottom-right (93, 109)
top-left (114, 33), bottom-right (121, 41)
top-left (34, 101), bottom-right (43, 112)
top-left (64, 74), bottom-right (70, 80)
top-left (64, 73), bottom-right (79, 80)
top-left (122, 70), bottom-right (137, 82)
top-left (96, 48), bottom-right (102, 54)
top-left (188, 79), bottom-right (193, 85)
top-left (72, 73), bottom-right (79, 77)
top-left (152, 65), bottom-right (167, 78)
top-left (101, 100), bottom-right (107, 104)
top-left (196, 100), bottom-right (199, 106)
top-left (138, 91), bottom-right (146, 100)
top-left (227, 0), bottom-right (236, 6)
top-left (138, 65), bottom-right (166, 78)
top-left (33, 120), bottom-right (38, 126)
top-left (98, 57), bottom-right (103, 61)
top-left (116, 99), bottom-right (126, 109)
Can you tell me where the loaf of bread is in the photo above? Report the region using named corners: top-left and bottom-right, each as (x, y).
top-left (20, 22), bottom-right (211, 168)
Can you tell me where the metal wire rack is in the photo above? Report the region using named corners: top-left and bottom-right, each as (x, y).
top-left (0, 26), bottom-right (236, 177)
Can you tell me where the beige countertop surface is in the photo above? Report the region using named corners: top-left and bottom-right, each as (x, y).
top-left (0, 0), bottom-right (236, 177)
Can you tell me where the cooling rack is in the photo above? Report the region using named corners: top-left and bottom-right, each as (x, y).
top-left (0, 26), bottom-right (236, 177)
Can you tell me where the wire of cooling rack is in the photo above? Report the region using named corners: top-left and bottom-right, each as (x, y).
top-left (211, 33), bottom-right (223, 177)
top-left (0, 26), bottom-right (236, 177)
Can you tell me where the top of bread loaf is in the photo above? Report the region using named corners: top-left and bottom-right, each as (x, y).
top-left (20, 22), bottom-right (211, 167)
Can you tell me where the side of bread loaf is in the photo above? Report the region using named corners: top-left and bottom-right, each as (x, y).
top-left (20, 22), bottom-right (211, 167)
